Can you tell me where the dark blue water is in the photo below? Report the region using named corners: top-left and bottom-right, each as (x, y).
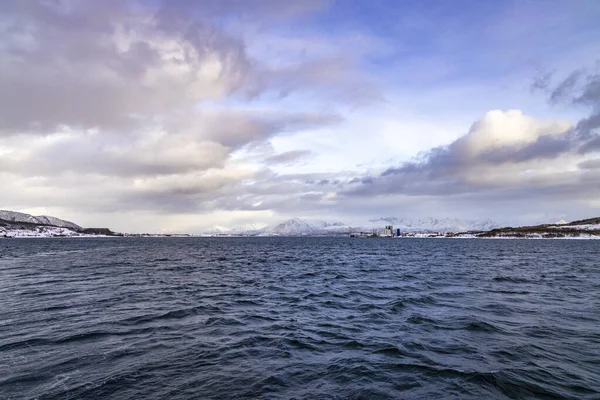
top-left (1, 238), bottom-right (599, 399)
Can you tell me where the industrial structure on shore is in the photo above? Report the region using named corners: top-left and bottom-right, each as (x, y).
top-left (350, 225), bottom-right (400, 238)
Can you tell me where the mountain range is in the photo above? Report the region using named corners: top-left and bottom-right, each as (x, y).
top-left (205, 216), bottom-right (501, 236)
top-left (368, 217), bottom-right (499, 233)
top-left (3, 209), bottom-right (598, 239)
top-left (0, 210), bottom-right (117, 238)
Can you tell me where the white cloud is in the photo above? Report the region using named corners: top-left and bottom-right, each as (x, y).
top-left (347, 109), bottom-right (599, 213)
top-left (459, 110), bottom-right (571, 157)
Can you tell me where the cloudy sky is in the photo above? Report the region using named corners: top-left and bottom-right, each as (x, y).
top-left (1, 0), bottom-right (600, 233)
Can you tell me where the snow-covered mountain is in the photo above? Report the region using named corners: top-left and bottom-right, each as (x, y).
top-left (0, 210), bottom-right (82, 230)
top-left (368, 216), bottom-right (499, 233)
top-left (203, 218), bottom-right (354, 236)
top-left (202, 223), bottom-right (269, 236)
top-left (230, 223), bottom-right (269, 235)
top-left (256, 218), bottom-right (351, 236)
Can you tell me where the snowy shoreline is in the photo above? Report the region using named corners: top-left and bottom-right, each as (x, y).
top-left (4, 234), bottom-right (598, 240)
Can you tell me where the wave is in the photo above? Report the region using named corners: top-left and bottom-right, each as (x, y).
top-left (493, 276), bottom-right (533, 283)
top-left (388, 295), bottom-right (437, 312)
top-left (2, 237), bottom-right (598, 399)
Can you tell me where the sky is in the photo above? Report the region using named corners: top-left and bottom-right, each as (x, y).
top-left (1, 0), bottom-right (600, 233)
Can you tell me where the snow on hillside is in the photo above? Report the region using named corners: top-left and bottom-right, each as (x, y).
top-left (548, 224), bottom-right (600, 231)
top-left (256, 218), bottom-right (352, 236)
top-left (203, 223), bottom-right (269, 236)
top-left (35, 215), bottom-right (82, 230)
top-left (0, 226), bottom-right (96, 238)
top-left (0, 209), bottom-right (119, 238)
top-left (230, 223), bottom-right (269, 234)
top-left (368, 216), bottom-right (498, 233)
top-left (0, 210), bottom-right (40, 224)
top-left (0, 210), bottom-right (82, 230)
top-left (203, 216), bottom-right (499, 236)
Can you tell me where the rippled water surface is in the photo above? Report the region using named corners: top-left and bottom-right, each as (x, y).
top-left (1, 237), bottom-right (599, 399)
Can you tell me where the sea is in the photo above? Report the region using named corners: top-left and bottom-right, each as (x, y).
top-left (0, 237), bottom-right (599, 399)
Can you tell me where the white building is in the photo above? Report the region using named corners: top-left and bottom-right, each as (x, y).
top-left (383, 225), bottom-right (394, 237)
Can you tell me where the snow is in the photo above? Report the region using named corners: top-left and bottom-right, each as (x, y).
top-left (229, 223), bottom-right (269, 234)
top-left (256, 218), bottom-right (352, 236)
top-left (35, 215), bottom-right (82, 230)
top-left (0, 209), bottom-right (107, 238)
top-left (202, 216), bottom-right (501, 237)
top-left (547, 224), bottom-right (600, 230)
top-left (0, 226), bottom-right (99, 238)
top-left (201, 218), bottom-right (356, 236)
top-left (0, 210), bottom-right (40, 224)
top-left (367, 216), bottom-right (499, 233)
top-left (0, 210), bottom-right (82, 230)
top-left (559, 224), bottom-right (600, 230)
top-left (204, 216), bottom-right (600, 238)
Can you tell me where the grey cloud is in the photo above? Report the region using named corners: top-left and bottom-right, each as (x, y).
top-left (0, 0), bottom-right (349, 135)
top-left (265, 150), bottom-right (313, 165)
top-left (346, 163), bottom-right (600, 206)
top-left (345, 103), bottom-right (600, 200)
top-left (165, 110), bottom-right (341, 150)
top-left (156, 0), bottom-right (330, 23)
top-left (580, 135), bottom-right (600, 153)
top-left (0, 109), bottom-right (338, 178)
top-left (532, 67), bottom-right (600, 146)
top-left (0, 0), bottom-right (248, 133)
top-left (5, 168), bottom-right (594, 228)
top-left (549, 68), bottom-right (600, 139)
top-left (305, 178), bottom-right (343, 187)
top-left (300, 192), bottom-right (326, 201)
top-left (574, 73), bottom-right (600, 108)
top-left (575, 113), bottom-right (600, 140)
top-left (164, 170), bottom-right (357, 214)
top-left (530, 69), bottom-right (553, 92)
top-left (0, 0), bottom-right (377, 227)
top-left (549, 70), bottom-right (584, 104)
top-left (220, 112), bottom-right (342, 148)
top-left (383, 111), bottom-right (598, 180)
top-left (579, 159), bottom-right (600, 170)
top-left (105, 168), bottom-right (348, 214)
top-left (479, 134), bottom-right (576, 163)
top-left (123, 187), bottom-right (320, 215)
top-left (0, 136), bottom-right (229, 177)
top-left (246, 57), bottom-right (383, 105)
top-left (157, 0), bottom-right (381, 105)
top-left (0, 0), bottom-right (367, 222)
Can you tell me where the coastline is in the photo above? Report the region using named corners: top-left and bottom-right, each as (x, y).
top-left (4, 234), bottom-right (599, 240)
